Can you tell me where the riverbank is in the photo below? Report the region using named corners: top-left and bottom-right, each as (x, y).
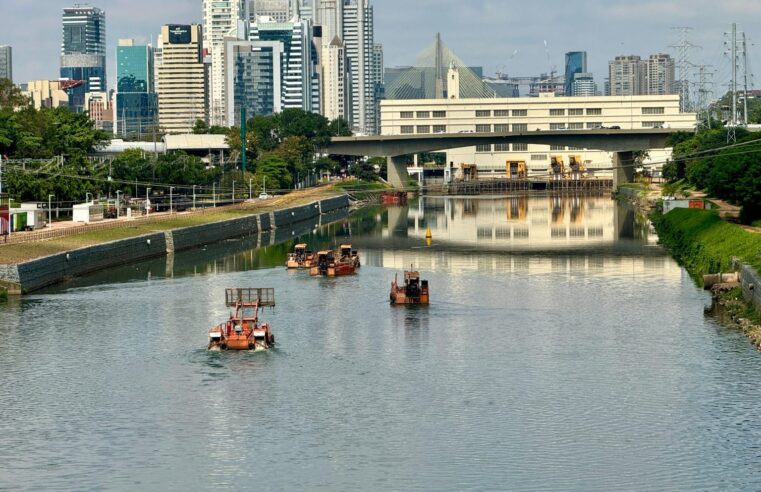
top-left (714, 287), bottom-right (761, 350)
top-left (0, 189), bottom-right (350, 294)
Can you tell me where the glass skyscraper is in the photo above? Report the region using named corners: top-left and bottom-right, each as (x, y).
top-left (116, 40), bottom-right (157, 137)
top-left (564, 51), bottom-right (587, 96)
top-left (225, 40), bottom-right (282, 125)
top-left (60, 5), bottom-right (106, 112)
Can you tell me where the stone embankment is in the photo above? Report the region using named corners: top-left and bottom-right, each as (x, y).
top-left (0, 195), bottom-right (349, 295)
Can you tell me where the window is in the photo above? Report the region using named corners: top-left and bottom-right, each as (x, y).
top-left (494, 124), bottom-right (509, 132)
top-left (586, 108), bottom-right (602, 115)
top-left (568, 108), bottom-right (584, 116)
top-left (586, 122), bottom-right (603, 129)
top-left (549, 109), bottom-right (565, 116)
top-left (400, 111), bottom-right (413, 119)
top-left (568, 122), bottom-right (584, 130)
top-left (512, 109), bottom-right (527, 117)
top-left (432, 125), bottom-right (446, 133)
top-left (642, 121), bottom-right (665, 128)
top-left (416, 111), bottom-right (430, 118)
top-left (531, 154), bottom-right (548, 161)
top-left (495, 143), bottom-right (510, 152)
top-left (513, 143), bottom-right (528, 151)
top-left (416, 125), bottom-right (430, 133)
top-left (550, 145), bottom-right (566, 151)
top-left (494, 109), bottom-right (509, 117)
top-left (568, 146), bottom-right (584, 151)
top-left (432, 110), bottom-right (446, 118)
top-left (512, 123), bottom-right (528, 132)
top-left (476, 144), bottom-right (492, 152)
top-left (400, 125), bottom-right (414, 134)
top-left (642, 107), bottom-right (665, 115)
top-left (476, 110), bottom-right (491, 117)
top-left (476, 124), bottom-right (492, 133)
top-left (550, 123), bottom-right (566, 130)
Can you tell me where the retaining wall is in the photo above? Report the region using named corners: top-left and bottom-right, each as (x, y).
top-left (170, 214), bottom-right (261, 252)
top-left (740, 263), bottom-right (761, 311)
top-left (273, 202), bottom-right (322, 228)
top-left (15, 232), bottom-right (167, 293)
top-left (319, 195), bottom-right (350, 214)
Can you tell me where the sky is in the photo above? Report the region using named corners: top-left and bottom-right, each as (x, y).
top-left (1, 0), bottom-right (760, 97)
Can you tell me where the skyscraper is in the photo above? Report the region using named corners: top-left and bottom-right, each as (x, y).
top-left (203, 0), bottom-right (246, 126)
top-left (116, 39), bottom-right (157, 138)
top-left (321, 36), bottom-right (349, 122)
top-left (225, 39), bottom-right (284, 125)
top-left (60, 5), bottom-right (106, 112)
top-left (0, 46), bottom-right (12, 82)
top-left (564, 51), bottom-right (587, 96)
top-left (342, 0), bottom-right (380, 134)
top-left (249, 0), bottom-right (300, 22)
top-left (157, 24), bottom-right (207, 134)
top-left (571, 72), bottom-right (597, 96)
top-left (646, 54), bottom-right (676, 95)
top-left (608, 55), bottom-right (646, 96)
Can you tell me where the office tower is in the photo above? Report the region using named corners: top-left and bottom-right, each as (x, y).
top-left (571, 72), bottom-right (597, 96)
top-left (646, 53), bottom-right (676, 95)
top-left (203, 0), bottom-right (246, 126)
top-left (0, 46), bottom-right (12, 82)
top-left (153, 34), bottom-right (163, 95)
top-left (249, 0), bottom-right (300, 22)
top-left (250, 16), bottom-right (319, 113)
top-left (321, 36), bottom-right (349, 121)
top-left (157, 24), bottom-right (207, 134)
top-left (608, 55), bottom-right (646, 96)
top-left (60, 5), bottom-right (106, 112)
top-left (225, 39), bottom-right (284, 125)
top-left (564, 51), bottom-right (587, 96)
top-left (116, 39), bottom-right (157, 138)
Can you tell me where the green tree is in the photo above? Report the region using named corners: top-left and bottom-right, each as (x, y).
top-left (255, 153), bottom-right (292, 191)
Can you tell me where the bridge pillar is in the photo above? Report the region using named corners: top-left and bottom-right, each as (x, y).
top-left (387, 155), bottom-right (410, 190)
top-left (613, 151), bottom-right (635, 186)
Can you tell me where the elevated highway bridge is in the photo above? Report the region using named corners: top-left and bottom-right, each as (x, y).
top-left (327, 128), bottom-right (685, 189)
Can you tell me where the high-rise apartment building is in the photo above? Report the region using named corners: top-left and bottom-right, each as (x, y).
top-left (571, 72), bottom-right (597, 97)
top-left (60, 5), bottom-right (106, 112)
top-left (608, 55), bottom-right (646, 96)
top-left (342, 0), bottom-right (380, 134)
top-left (116, 39), bottom-right (157, 138)
top-left (157, 24), bottom-right (207, 134)
top-left (0, 46), bottom-right (12, 82)
top-left (321, 36), bottom-right (349, 121)
top-left (564, 51), bottom-right (587, 96)
top-left (646, 54), bottom-right (675, 96)
top-left (203, 0), bottom-right (246, 126)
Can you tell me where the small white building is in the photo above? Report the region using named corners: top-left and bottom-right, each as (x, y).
top-left (73, 202), bottom-right (104, 223)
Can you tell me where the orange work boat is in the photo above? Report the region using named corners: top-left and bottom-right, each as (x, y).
top-left (390, 267), bottom-right (430, 305)
top-left (208, 288), bottom-right (276, 351)
top-left (286, 243), bottom-right (314, 269)
top-left (309, 245), bottom-right (360, 277)
top-left (310, 250), bottom-right (335, 276)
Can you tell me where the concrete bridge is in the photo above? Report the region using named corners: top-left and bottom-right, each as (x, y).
top-left (327, 128), bottom-right (685, 189)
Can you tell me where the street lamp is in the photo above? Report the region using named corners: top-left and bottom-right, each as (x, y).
top-left (169, 186), bottom-right (174, 214)
top-left (146, 187), bottom-right (151, 216)
top-left (249, 179), bottom-right (253, 200)
top-left (232, 180), bottom-right (236, 204)
top-left (48, 195), bottom-right (54, 227)
top-left (193, 185), bottom-right (197, 210)
top-left (116, 190), bottom-right (122, 219)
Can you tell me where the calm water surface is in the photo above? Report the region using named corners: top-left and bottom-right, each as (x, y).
top-left (2, 195), bottom-right (761, 491)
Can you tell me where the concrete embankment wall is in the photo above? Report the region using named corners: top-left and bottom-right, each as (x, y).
top-left (0, 195), bottom-right (350, 294)
top-left (739, 263), bottom-right (761, 311)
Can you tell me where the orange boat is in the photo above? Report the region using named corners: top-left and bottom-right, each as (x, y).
top-left (310, 250), bottom-right (335, 276)
top-left (208, 288), bottom-right (276, 351)
top-left (286, 243), bottom-right (314, 269)
top-left (390, 268), bottom-right (430, 305)
top-left (309, 245), bottom-right (360, 277)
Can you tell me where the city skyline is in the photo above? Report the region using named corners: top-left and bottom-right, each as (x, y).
top-left (1, 0), bottom-right (759, 95)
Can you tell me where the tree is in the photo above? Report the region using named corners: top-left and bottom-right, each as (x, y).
top-left (192, 119), bottom-right (210, 135)
top-left (255, 154), bottom-right (292, 191)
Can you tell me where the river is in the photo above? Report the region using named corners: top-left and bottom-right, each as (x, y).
top-left (2, 194), bottom-right (761, 491)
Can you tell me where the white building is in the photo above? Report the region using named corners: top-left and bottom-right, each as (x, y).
top-left (321, 36), bottom-right (350, 121)
top-left (380, 67), bottom-right (696, 178)
top-left (646, 54), bottom-right (676, 96)
top-left (203, 0), bottom-right (246, 126)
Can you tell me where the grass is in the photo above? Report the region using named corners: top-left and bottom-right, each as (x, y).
top-left (652, 208), bottom-right (761, 279)
top-left (333, 179), bottom-right (389, 191)
top-left (0, 187), bottom-right (343, 264)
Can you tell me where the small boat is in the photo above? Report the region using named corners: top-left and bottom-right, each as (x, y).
top-left (338, 244), bottom-right (361, 269)
top-left (390, 267), bottom-right (429, 305)
top-left (286, 243), bottom-right (314, 269)
top-left (381, 191), bottom-right (407, 205)
top-left (309, 246), bottom-right (360, 277)
top-left (310, 250), bottom-right (335, 277)
top-left (208, 288), bottom-right (276, 351)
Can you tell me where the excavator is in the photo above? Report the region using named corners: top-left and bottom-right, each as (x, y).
top-left (568, 155), bottom-right (586, 180)
top-left (506, 160), bottom-right (527, 179)
top-left (549, 155), bottom-right (565, 181)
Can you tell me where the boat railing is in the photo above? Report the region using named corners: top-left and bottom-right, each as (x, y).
top-left (226, 288), bottom-right (276, 307)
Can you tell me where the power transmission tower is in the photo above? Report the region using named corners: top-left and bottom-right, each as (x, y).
top-left (695, 64), bottom-right (714, 128)
top-left (671, 27), bottom-right (700, 112)
top-left (742, 31), bottom-right (750, 126)
top-left (727, 23), bottom-right (738, 144)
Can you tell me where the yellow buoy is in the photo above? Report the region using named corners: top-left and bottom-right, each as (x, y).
top-left (425, 228), bottom-right (432, 239)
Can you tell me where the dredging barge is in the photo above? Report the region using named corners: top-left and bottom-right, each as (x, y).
top-left (208, 288), bottom-right (276, 351)
top-left (286, 243), bottom-right (315, 269)
top-left (390, 268), bottom-right (430, 305)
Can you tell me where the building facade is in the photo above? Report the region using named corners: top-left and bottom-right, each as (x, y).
top-left (321, 36), bottom-right (349, 121)
top-left (60, 5), bottom-right (106, 112)
top-left (342, 0), bottom-right (381, 134)
top-left (564, 51), bottom-right (587, 96)
top-left (0, 46), bottom-right (12, 82)
top-left (224, 39), bottom-right (283, 125)
top-left (116, 39), bottom-right (157, 138)
top-left (381, 69), bottom-right (696, 177)
top-left (249, 0), bottom-right (300, 22)
top-left (571, 72), bottom-right (597, 97)
top-left (157, 24), bottom-right (207, 134)
top-left (85, 91), bottom-right (113, 133)
top-left (22, 80), bottom-right (83, 109)
top-left (646, 54), bottom-right (676, 96)
top-left (608, 55), bottom-right (646, 96)
top-left (203, 0), bottom-right (246, 126)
